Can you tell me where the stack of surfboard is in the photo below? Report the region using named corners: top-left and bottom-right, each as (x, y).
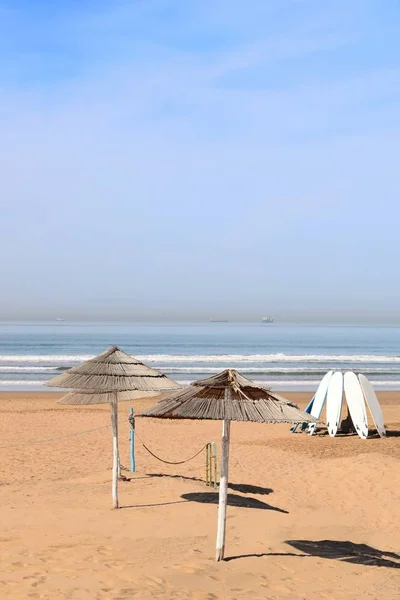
top-left (304, 371), bottom-right (386, 439)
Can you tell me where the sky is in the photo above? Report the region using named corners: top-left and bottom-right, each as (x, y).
top-left (1, 0), bottom-right (399, 322)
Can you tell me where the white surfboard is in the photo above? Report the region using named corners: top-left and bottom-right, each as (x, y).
top-left (358, 374), bottom-right (386, 438)
top-left (343, 372), bottom-right (369, 439)
top-left (310, 370), bottom-right (334, 419)
top-left (307, 370), bottom-right (333, 435)
top-left (326, 372), bottom-right (344, 437)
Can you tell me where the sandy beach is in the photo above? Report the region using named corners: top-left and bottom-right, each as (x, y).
top-left (0, 391), bottom-right (399, 599)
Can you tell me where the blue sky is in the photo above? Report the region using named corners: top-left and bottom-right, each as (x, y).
top-left (1, 0), bottom-right (399, 321)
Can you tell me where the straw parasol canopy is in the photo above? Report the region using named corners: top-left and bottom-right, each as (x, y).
top-left (141, 369), bottom-right (310, 423)
top-left (139, 368), bottom-right (317, 561)
top-left (45, 345), bottom-right (181, 508)
top-left (46, 345), bottom-right (180, 396)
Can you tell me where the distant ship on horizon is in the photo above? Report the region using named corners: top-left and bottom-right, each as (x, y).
top-left (56, 317), bottom-right (65, 322)
top-left (209, 318), bottom-right (229, 323)
top-left (262, 316), bottom-right (274, 323)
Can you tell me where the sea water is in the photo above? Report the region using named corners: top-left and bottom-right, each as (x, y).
top-left (0, 321), bottom-right (399, 391)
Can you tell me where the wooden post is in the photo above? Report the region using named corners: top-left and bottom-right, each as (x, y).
top-left (111, 393), bottom-right (119, 509)
top-left (206, 443), bottom-right (210, 486)
top-left (129, 407), bottom-right (135, 472)
top-left (212, 441), bottom-right (218, 489)
top-left (216, 391), bottom-right (231, 561)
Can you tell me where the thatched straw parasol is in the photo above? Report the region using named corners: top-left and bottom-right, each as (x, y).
top-left (45, 345), bottom-right (181, 508)
top-left (139, 368), bottom-right (317, 561)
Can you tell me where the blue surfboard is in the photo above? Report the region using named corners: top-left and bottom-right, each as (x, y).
top-left (291, 396), bottom-right (314, 433)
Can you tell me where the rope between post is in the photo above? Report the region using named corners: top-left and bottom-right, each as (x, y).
top-left (141, 442), bottom-right (208, 465)
top-left (0, 425), bottom-right (110, 449)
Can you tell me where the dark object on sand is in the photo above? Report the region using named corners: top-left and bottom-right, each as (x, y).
top-left (340, 412), bottom-right (356, 434)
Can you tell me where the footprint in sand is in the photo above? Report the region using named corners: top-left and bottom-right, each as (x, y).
top-left (22, 573), bottom-right (47, 588)
top-left (171, 564), bottom-right (205, 574)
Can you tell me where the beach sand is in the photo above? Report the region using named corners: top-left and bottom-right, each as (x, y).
top-left (0, 391), bottom-right (399, 599)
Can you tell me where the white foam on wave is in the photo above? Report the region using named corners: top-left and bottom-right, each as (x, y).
top-left (0, 355), bottom-right (93, 363)
top-left (0, 380), bottom-right (47, 386)
top-left (141, 353), bottom-right (400, 364)
top-left (0, 353), bottom-right (399, 365)
top-left (0, 366), bottom-right (60, 372)
top-left (161, 366), bottom-right (310, 373)
top-left (160, 366), bottom-right (400, 374)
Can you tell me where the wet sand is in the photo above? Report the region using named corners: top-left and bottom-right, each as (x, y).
top-left (0, 391), bottom-right (399, 599)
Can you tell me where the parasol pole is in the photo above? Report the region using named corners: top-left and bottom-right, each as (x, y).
top-left (111, 392), bottom-right (119, 509)
top-left (216, 387), bottom-right (231, 561)
top-left (129, 407), bottom-right (136, 472)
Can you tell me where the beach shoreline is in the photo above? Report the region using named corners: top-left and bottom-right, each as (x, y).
top-left (1, 389), bottom-right (399, 404)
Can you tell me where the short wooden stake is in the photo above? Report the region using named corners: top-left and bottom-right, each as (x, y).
top-left (216, 414), bottom-right (231, 561)
top-left (206, 442), bottom-right (210, 486)
top-left (212, 442), bottom-right (218, 489)
top-left (111, 393), bottom-right (119, 509)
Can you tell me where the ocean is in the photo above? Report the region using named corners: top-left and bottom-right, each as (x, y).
top-left (0, 321), bottom-right (399, 392)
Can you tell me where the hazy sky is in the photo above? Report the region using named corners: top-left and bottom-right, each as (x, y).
top-left (1, 1), bottom-right (399, 322)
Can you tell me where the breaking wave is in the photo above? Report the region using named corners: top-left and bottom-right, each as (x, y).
top-left (140, 354), bottom-right (400, 364)
top-left (0, 380), bottom-right (47, 386)
top-left (0, 366), bottom-right (60, 372)
top-left (0, 353), bottom-right (399, 365)
top-left (160, 366), bottom-right (400, 375)
top-left (0, 355), bottom-right (93, 363)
